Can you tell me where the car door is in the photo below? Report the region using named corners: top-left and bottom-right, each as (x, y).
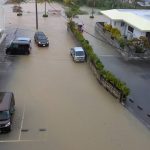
top-left (71, 48), bottom-right (75, 57)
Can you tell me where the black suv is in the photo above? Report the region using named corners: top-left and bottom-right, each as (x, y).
top-left (34, 32), bottom-right (49, 47)
top-left (6, 40), bottom-right (31, 55)
top-left (0, 92), bottom-right (15, 133)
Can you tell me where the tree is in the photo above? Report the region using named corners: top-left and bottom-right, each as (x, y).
top-left (133, 0), bottom-right (138, 8)
top-left (11, 0), bottom-right (26, 5)
top-left (64, 0), bottom-right (80, 21)
top-left (37, 0), bottom-right (52, 17)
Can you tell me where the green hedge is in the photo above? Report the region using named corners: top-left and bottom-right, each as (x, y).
top-left (68, 21), bottom-right (130, 97)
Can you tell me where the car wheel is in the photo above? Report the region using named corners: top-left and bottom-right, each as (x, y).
top-left (6, 51), bottom-right (11, 55)
top-left (73, 57), bottom-right (76, 62)
top-left (25, 51), bottom-right (30, 55)
top-left (6, 126), bottom-right (11, 132)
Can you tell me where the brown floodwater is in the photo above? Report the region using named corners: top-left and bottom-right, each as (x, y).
top-left (0, 2), bottom-right (150, 150)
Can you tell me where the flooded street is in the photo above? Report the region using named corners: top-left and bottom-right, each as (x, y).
top-left (76, 14), bottom-right (150, 126)
top-left (0, 2), bottom-right (150, 150)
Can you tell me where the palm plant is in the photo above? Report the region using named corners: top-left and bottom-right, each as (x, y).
top-left (37, 0), bottom-right (51, 17)
top-left (64, 0), bottom-right (80, 21)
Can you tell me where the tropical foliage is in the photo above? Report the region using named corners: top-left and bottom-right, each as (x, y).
top-left (128, 36), bottom-right (150, 53)
top-left (64, 0), bottom-right (80, 20)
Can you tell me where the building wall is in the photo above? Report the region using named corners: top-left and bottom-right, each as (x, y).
top-left (103, 15), bottom-right (147, 39)
top-left (133, 28), bottom-right (146, 38)
top-left (111, 20), bottom-right (129, 36)
top-left (109, 18), bottom-right (146, 39)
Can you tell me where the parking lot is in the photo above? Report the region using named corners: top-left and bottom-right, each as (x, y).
top-left (0, 2), bottom-right (150, 150)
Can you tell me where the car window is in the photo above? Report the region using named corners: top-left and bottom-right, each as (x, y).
top-left (19, 44), bottom-right (30, 49)
top-left (0, 111), bottom-right (10, 121)
top-left (38, 36), bottom-right (47, 40)
top-left (11, 43), bottom-right (19, 49)
top-left (75, 51), bottom-right (84, 56)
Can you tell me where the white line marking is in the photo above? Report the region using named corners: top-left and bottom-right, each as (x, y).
top-left (0, 139), bottom-right (47, 143)
top-left (18, 104), bottom-right (26, 141)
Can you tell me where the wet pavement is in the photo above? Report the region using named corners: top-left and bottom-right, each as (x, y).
top-left (0, 2), bottom-right (150, 150)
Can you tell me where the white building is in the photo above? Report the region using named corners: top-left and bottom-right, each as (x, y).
top-left (100, 9), bottom-right (150, 41)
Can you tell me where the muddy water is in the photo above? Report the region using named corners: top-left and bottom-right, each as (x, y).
top-left (0, 2), bottom-right (150, 150)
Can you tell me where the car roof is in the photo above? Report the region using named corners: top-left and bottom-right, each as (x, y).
top-left (12, 40), bottom-right (30, 44)
top-left (16, 37), bottom-right (31, 41)
top-left (35, 31), bottom-right (45, 35)
top-left (73, 47), bottom-right (84, 52)
top-left (0, 92), bottom-right (13, 111)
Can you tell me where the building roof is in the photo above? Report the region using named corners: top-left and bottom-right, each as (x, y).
top-left (100, 9), bottom-right (150, 32)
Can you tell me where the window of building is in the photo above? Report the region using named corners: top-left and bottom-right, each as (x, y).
top-left (128, 26), bottom-right (134, 33)
top-left (121, 22), bottom-right (125, 27)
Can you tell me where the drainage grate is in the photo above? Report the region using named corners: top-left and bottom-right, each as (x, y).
top-left (129, 98), bottom-right (134, 103)
top-left (137, 105), bottom-right (143, 111)
top-left (39, 128), bottom-right (47, 132)
top-left (147, 114), bottom-right (150, 118)
top-left (21, 129), bottom-right (29, 132)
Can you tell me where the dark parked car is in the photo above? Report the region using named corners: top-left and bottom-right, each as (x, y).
top-left (0, 92), bottom-right (15, 133)
top-left (6, 40), bottom-right (31, 55)
top-left (34, 32), bottom-right (49, 47)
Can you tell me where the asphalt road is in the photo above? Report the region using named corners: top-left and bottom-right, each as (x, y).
top-left (0, 3), bottom-right (150, 150)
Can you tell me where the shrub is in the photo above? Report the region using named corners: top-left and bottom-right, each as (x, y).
top-left (111, 27), bottom-right (121, 39)
top-left (135, 46), bottom-right (144, 53)
top-left (139, 36), bottom-right (150, 49)
top-left (104, 24), bottom-right (112, 32)
top-left (118, 37), bottom-right (126, 49)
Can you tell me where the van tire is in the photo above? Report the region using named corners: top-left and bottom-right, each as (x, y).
top-left (6, 126), bottom-right (11, 132)
top-left (25, 51), bottom-right (30, 55)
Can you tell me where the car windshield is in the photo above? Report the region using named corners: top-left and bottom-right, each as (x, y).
top-left (38, 36), bottom-right (47, 40)
top-left (75, 51), bottom-right (84, 56)
top-left (0, 111), bottom-right (10, 121)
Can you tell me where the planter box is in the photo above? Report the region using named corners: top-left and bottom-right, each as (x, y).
top-left (89, 61), bottom-right (122, 100)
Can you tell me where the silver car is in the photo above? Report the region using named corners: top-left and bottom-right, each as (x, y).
top-left (70, 47), bottom-right (85, 62)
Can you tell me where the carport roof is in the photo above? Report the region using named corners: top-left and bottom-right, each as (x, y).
top-left (100, 9), bottom-right (150, 32)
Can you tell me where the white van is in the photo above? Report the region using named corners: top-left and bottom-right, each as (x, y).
top-left (70, 47), bottom-right (86, 62)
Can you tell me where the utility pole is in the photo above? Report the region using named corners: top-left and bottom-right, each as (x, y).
top-left (90, 0), bottom-right (95, 18)
top-left (35, 0), bottom-right (38, 30)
